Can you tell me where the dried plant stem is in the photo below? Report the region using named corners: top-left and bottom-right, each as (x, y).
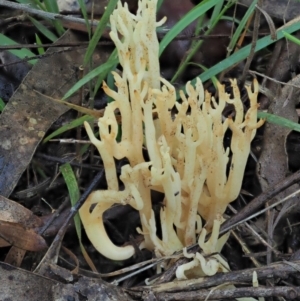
top-left (155, 286), bottom-right (300, 301)
top-left (0, 0), bottom-right (98, 28)
top-left (132, 260), bottom-right (300, 294)
top-left (240, 0), bottom-right (263, 84)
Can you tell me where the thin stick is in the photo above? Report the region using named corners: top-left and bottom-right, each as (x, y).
top-left (240, 0), bottom-right (263, 84)
top-left (155, 286), bottom-right (300, 301)
top-left (0, 0), bottom-right (98, 27)
top-left (134, 260), bottom-right (300, 294)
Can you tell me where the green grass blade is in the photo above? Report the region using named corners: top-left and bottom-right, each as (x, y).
top-left (43, 0), bottom-right (65, 35)
top-left (92, 48), bottom-right (118, 98)
top-left (77, 0), bottom-right (91, 37)
top-left (283, 31), bottom-right (300, 46)
top-left (188, 63), bottom-right (218, 88)
top-left (258, 111), bottom-right (300, 132)
top-left (0, 98), bottom-right (5, 112)
top-left (157, 0), bottom-right (164, 10)
top-left (171, 0), bottom-right (234, 82)
top-left (0, 34), bottom-right (37, 64)
top-left (43, 0), bottom-right (59, 12)
top-left (60, 164), bottom-right (81, 240)
top-left (208, 0), bottom-right (224, 28)
top-left (43, 115), bottom-right (94, 143)
top-left (83, 0), bottom-right (119, 66)
top-left (60, 163), bottom-right (80, 207)
top-left (60, 163), bottom-right (98, 271)
top-left (159, 0), bottom-right (221, 56)
top-left (227, 0), bottom-right (257, 53)
top-left (180, 19), bottom-right (300, 95)
top-left (29, 16), bottom-right (58, 42)
top-left (35, 34), bottom-right (45, 55)
top-left (62, 58), bottom-right (118, 100)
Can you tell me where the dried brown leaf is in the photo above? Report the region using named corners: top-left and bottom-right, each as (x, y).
top-left (0, 220), bottom-right (47, 251)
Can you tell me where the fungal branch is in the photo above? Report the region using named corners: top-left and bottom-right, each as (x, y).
top-left (79, 0), bottom-right (264, 277)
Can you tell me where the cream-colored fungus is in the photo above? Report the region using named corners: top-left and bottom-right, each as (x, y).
top-left (79, 0), bottom-right (264, 277)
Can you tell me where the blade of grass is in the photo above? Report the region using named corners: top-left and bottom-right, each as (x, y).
top-left (43, 0), bottom-right (65, 35)
top-left (283, 31), bottom-right (300, 46)
top-left (62, 57), bottom-right (118, 100)
top-left (208, 0), bottom-right (224, 28)
top-left (258, 111), bottom-right (300, 132)
top-left (29, 16), bottom-right (58, 42)
top-left (0, 34), bottom-right (37, 64)
top-left (181, 17), bottom-right (300, 97)
top-left (92, 48), bottom-right (118, 98)
top-left (157, 0), bottom-right (164, 10)
top-left (106, 69), bottom-right (116, 103)
top-left (83, 0), bottom-right (119, 66)
top-left (60, 163), bottom-right (98, 272)
top-left (159, 0), bottom-right (221, 56)
top-left (188, 63), bottom-right (218, 88)
top-left (227, 0), bottom-right (257, 53)
top-left (35, 34), bottom-right (45, 55)
top-left (77, 0), bottom-right (91, 37)
top-left (171, 0), bottom-right (234, 82)
top-left (43, 115), bottom-right (94, 143)
top-left (0, 98), bottom-right (5, 111)
top-left (60, 163), bottom-right (80, 237)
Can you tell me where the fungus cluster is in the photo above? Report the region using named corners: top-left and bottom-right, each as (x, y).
top-left (79, 0), bottom-right (263, 272)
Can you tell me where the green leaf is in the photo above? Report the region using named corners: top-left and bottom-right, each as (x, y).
top-left (35, 34), bottom-right (45, 55)
top-left (60, 164), bottom-right (81, 240)
top-left (258, 111), bottom-right (300, 132)
top-left (171, 0), bottom-right (234, 82)
top-left (92, 48), bottom-right (118, 98)
top-left (176, 18), bottom-right (300, 98)
top-left (43, 115), bottom-right (94, 143)
top-left (77, 0), bottom-right (91, 37)
top-left (283, 30), bottom-right (300, 46)
top-left (83, 0), bottom-right (119, 66)
top-left (157, 0), bottom-right (164, 10)
top-left (159, 0), bottom-right (221, 56)
top-left (62, 57), bottom-right (118, 100)
top-left (227, 0), bottom-right (258, 53)
top-left (0, 34), bottom-right (37, 64)
top-left (43, 0), bottom-right (65, 35)
top-left (60, 163), bottom-right (97, 271)
top-left (29, 16), bottom-right (58, 42)
top-left (0, 98), bottom-right (5, 112)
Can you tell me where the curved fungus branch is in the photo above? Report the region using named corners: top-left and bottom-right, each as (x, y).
top-left (79, 190), bottom-right (135, 261)
top-left (80, 0), bottom-right (264, 266)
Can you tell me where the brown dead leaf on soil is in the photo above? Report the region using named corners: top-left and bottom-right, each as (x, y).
top-left (0, 220), bottom-right (47, 252)
top-left (0, 195), bottom-right (46, 266)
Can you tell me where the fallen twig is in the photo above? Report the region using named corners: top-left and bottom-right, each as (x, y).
top-left (133, 260), bottom-right (300, 294)
top-left (155, 286), bottom-right (300, 301)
